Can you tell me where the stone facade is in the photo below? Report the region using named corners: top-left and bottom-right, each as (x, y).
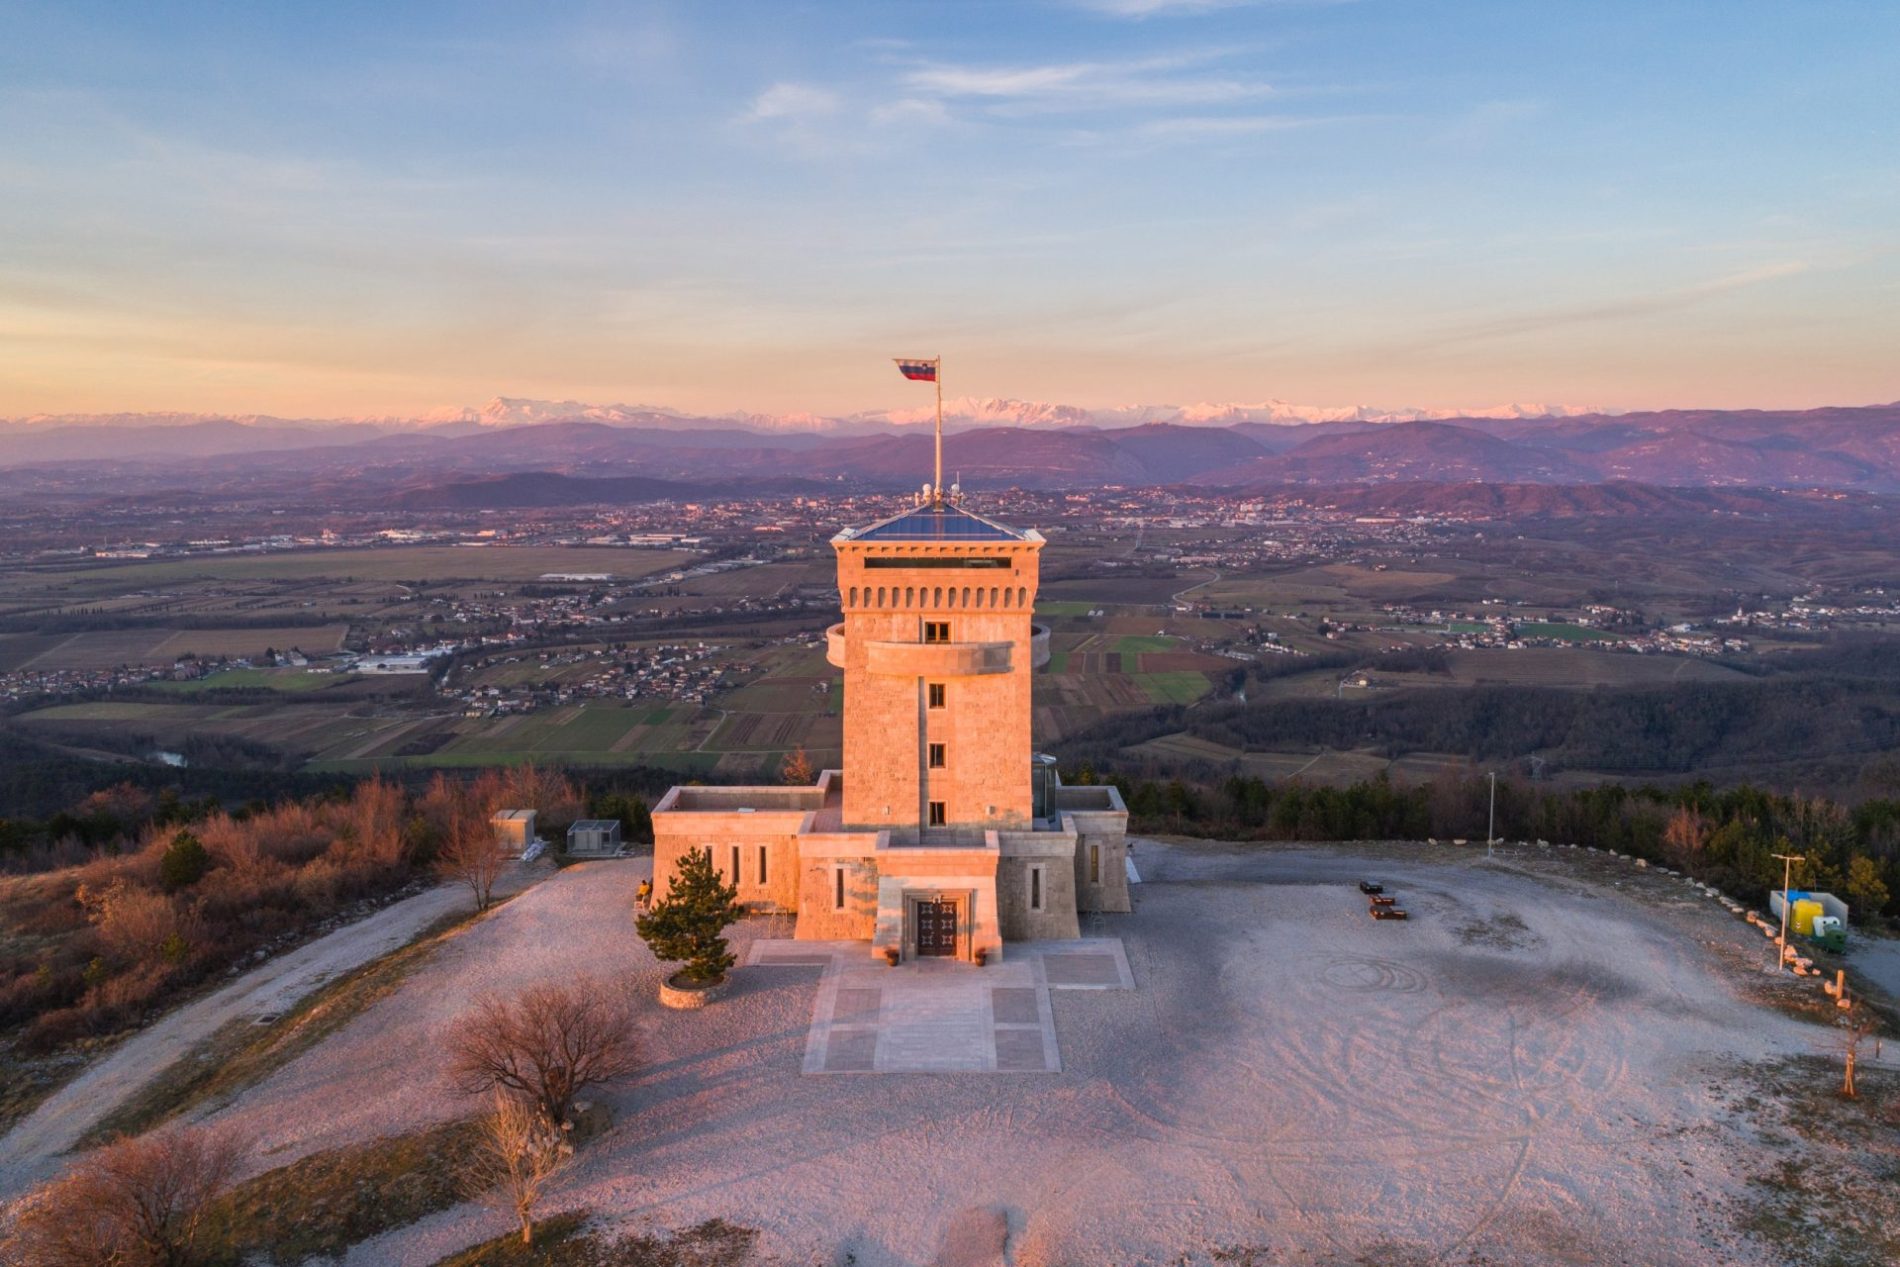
top-left (650, 500), bottom-right (1128, 963)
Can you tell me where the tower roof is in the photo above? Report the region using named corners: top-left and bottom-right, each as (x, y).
top-left (843, 503), bottom-right (1026, 543)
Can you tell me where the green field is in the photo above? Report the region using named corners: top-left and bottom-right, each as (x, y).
top-left (1138, 671), bottom-right (1212, 704)
top-left (1515, 622), bottom-right (1620, 642)
top-left (1036, 601), bottom-right (1098, 617)
top-left (146, 669), bottom-right (357, 694)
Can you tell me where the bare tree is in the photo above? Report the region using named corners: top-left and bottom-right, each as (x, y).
top-left (463, 1089), bottom-right (573, 1248)
top-left (1834, 1003), bottom-right (1880, 1099)
top-left (436, 806), bottom-right (509, 912)
top-left (2, 1127), bottom-right (238, 1267)
top-left (448, 977), bottom-right (640, 1126)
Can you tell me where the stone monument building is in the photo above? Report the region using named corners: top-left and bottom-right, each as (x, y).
top-left (650, 494), bottom-right (1130, 962)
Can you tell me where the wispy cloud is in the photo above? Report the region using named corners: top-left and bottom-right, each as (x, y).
top-left (902, 52), bottom-right (1276, 113)
top-left (1415, 261), bottom-right (1813, 349)
top-left (742, 82), bottom-right (842, 123)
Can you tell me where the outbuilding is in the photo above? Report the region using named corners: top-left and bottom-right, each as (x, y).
top-left (567, 819), bottom-right (624, 858)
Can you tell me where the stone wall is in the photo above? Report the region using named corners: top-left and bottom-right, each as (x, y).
top-left (652, 809), bottom-right (806, 913)
top-left (834, 535), bottom-right (1043, 840)
top-left (1060, 803), bottom-right (1131, 914)
top-left (793, 834), bottom-right (882, 940)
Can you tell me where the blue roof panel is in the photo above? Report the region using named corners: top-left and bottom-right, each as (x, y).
top-left (851, 505), bottom-right (1024, 543)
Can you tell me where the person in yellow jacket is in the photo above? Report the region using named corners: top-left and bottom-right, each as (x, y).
top-left (635, 878), bottom-right (653, 910)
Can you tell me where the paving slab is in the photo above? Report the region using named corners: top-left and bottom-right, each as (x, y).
top-left (748, 938), bottom-right (1132, 1075)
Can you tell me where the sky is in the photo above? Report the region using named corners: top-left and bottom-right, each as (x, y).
top-left (1, 0), bottom-right (1896, 420)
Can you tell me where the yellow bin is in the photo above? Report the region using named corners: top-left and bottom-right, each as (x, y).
top-left (1791, 899), bottom-right (1824, 936)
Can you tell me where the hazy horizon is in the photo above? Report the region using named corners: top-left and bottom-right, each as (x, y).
top-left (4, 1), bottom-right (1896, 419)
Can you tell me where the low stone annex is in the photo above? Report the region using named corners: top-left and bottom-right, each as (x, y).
top-left (651, 494), bottom-right (1130, 963)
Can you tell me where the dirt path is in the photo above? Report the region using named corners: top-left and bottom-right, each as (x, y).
top-left (0, 865), bottom-right (540, 1202)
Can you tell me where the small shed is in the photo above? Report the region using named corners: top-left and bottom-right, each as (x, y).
top-left (566, 819), bottom-right (624, 858)
top-left (490, 809), bottom-right (537, 854)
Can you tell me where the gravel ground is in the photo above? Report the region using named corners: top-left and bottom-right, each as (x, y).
top-left (0, 862), bottom-right (547, 1203)
top-left (184, 842), bottom-right (1831, 1266)
top-left (1844, 930), bottom-right (1900, 1000)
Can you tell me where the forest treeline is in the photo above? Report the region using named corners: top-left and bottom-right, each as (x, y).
top-left (1063, 638), bottom-right (1900, 783)
top-left (1084, 766), bottom-right (1896, 923)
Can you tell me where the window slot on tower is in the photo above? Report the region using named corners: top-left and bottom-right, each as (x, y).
top-left (758, 844), bottom-right (769, 886)
top-left (1030, 864), bottom-right (1045, 912)
top-left (833, 865), bottom-right (846, 911)
top-left (928, 801), bottom-right (947, 827)
top-left (928, 742), bottom-right (946, 769)
top-left (730, 845), bottom-right (741, 885)
top-left (927, 682), bottom-right (946, 709)
top-left (862, 556), bottom-right (1008, 569)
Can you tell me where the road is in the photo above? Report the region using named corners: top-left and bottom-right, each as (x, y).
top-left (0, 865), bottom-right (540, 1201)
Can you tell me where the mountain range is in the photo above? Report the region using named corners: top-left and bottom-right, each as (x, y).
top-left (4, 400), bottom-right (1900, 498)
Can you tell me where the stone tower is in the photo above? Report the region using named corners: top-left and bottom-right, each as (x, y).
top-left (829, 502), bottom-right (1047, 843)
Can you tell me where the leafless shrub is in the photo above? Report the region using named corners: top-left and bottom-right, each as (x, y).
top-left (1833, 1003), bottom-right (1881, 1099)
top-left (77, 881), bottom-right (201, 967)
top-left (435, 808), bottom-right (509, 913)
top-left (448, 977), bottom-right (640, 1127)
top-left (0, 1127), bottom-right (238, 1267)
top-left (463, 1089), bottom-right (573, 1248)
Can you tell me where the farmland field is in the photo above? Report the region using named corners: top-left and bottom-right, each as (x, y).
top-left (5, 546), bottom-right (698, 590)
top-left (145, 668), bottom-right (359, 693)
top-left (1514, 621), bottom-right (1620, 642)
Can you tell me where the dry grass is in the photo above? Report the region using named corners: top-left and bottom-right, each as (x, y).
top-left (202, 1117), bottom-right (487, 1265)
top-left (1727, 1058), bottom-right (1900, 1267)
top-left (427, 1215), bottom-right (759, 1267)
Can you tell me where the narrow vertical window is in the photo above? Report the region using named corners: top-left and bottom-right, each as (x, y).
top-left (906, 586), bottom-right (914, 606)
top-left (928, 742), bottom-right (946, 769)
top-left (927, 682), bottom-right (946, 709)
top-left (877, 586), bottom-right (886, 606)
top-left (849, 586), bottom-right (858, 606)
top-left (928, 801), bottom-right (947, 827)
top-left (730, 844), bottom-right (741, 884)
top-left (1030, 864), bottom-right (1044, 912)
top-left (1089, 844), bottom-right (1101, 884)
top-left (758, 844), bottom-right (769, 886)
top-left (833, 865), bottom-right (846, 911)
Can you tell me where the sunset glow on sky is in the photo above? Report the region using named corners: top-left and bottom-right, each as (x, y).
top-left (2, 0), bottom-right (1896, 419)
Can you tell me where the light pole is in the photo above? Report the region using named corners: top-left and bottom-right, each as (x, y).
top-left (1487, 770), bottom-right (1497, 857)
top-left (1770, 852), bottom-right (1805, 974)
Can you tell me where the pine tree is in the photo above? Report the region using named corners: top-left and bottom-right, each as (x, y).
top-left (636, 847), bottom-right (742, 984)
top-left (159, 829), bottom-right (210, 892)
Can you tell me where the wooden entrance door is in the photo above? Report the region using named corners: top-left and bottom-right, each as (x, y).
top-left (915, 898), bottom-right (958, 957)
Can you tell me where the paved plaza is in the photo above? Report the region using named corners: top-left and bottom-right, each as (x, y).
top-left (747, 938), bottom-right (1135, 1074)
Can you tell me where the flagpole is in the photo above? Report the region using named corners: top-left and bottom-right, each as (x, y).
top-left (934, 356), bottom-right (943, 502)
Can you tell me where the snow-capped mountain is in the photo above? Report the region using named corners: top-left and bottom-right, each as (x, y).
top-left (1, 394), bottom-right (1621, 437)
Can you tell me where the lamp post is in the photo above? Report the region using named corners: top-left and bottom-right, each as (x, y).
top-left (1770, 852), bottom-right (1805, 974)
top-left (1487, 770), bottom-right (1497, 857)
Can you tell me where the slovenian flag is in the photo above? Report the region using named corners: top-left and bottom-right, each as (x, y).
top-left (895, 358), bottom-right (938, 382)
